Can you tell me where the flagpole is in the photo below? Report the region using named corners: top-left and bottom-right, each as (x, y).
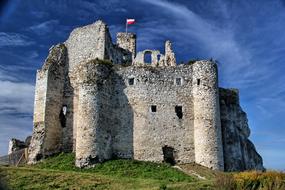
top-left (126, 20), bottom-right (128, 33)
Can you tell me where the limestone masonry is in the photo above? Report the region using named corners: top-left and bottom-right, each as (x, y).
top-left (26, 20), bottom-right (264, 171)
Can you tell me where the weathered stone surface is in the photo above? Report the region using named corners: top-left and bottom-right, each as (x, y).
top-left (220, 88), bottom-right (264, 171)
top-left (117, 32), bottom-right (136, 61)
top-left (28, 44), bottom-right (67, 163)
top-left (192, 61), bottom-right (224, 170)
top-left (25, 20), bottom-right (264, 171)
top-left (164, 40), bottom-right (176, 66)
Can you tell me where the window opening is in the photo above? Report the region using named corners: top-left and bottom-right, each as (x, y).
top-left (176, 78), bottom-right (182, 85)
top-left (144, 52), bottom-right (152, 64)
top-left (197, 79), bottom-right (200, 86)
top-left (128, 78), bottom-right (134, 85)
top-left (59, 105), bottom-right (67, 128)
top-left (175, 106), bottom-right (183, 119)
top-left (151, 105), bottom-right (157, 112)
top-left (162, 146), bottom-right (175, 165)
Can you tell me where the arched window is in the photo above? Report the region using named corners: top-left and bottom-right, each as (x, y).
top-left (144, 52), bottom-right (152, 64)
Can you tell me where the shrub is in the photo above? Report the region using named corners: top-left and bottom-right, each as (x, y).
top-left (233, 171), bottom-right (285, 190)
top-left (214, 173), bottom-right (235, 190)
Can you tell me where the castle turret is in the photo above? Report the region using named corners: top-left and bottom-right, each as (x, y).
top-left (116, 32), bottom-right (136, 61)
top-left (192, 60), bottom-right (224, 170)
top-left (74, 61), bottom-right (113, 168)
top-left (164, 40), bottom-right (176, 66)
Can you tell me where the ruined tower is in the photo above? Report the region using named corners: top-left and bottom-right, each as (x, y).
top-left (117, 32), bottom-right (137, 61)
top-left (192, 61), bottom-right (224, 170)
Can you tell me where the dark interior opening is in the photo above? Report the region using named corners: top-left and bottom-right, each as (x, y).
top-left (176, 78), bottom-right (181, 85)
top-left (35, 153), bottom-right (43, 161)
top-left (128, 78), bottom-right (134, 85)
top-left (151, 105), bottom-right (157, 112)
top-left (197, 79), bottom-right (200, 85)
top-left (175, 106), bottom-right (183, 119)
top-left (162, 146), bottom-right (175, 165)
top-left (144, 52), bottom-right (152, 64)
top-left (59, 105), bottom-right (67, 128)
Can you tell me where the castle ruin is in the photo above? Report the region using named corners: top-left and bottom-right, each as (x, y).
top-left (27, 20), bottom-right (264, 171)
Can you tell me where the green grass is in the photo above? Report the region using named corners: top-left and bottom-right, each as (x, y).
top-left (34, 153), bottom-right (194, 182)
top-left (3, 153), bottom-right (283, 190)
top-left (0, 153), bottom-right (213, 190)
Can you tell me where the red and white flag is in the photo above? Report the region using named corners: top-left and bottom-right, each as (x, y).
top-left (127, 19), bottom-right (135, 25)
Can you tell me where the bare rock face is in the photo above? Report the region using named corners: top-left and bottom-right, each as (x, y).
top-left (219, 88), bottom-right (264, 171)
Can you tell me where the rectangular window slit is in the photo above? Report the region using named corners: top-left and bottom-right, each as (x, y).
top-left (128, 78), bottom-right (134, 85)
top-left (175, 78), bottom-right (181, 85)
top-left (197, 79), bottom-right (200, 86)
top-left (151, 105), bottom-right (157, 112)
top-left (175, 106), bottom-right (183, 119)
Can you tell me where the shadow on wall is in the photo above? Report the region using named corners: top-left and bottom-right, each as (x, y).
top-left (111, 69), bottom-right (134, 159)
top-left (61, 54), bottom-right (75, 152)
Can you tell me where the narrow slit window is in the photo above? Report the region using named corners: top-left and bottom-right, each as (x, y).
top-left (59, 105), bottom-right (67, 128)
top-left (128, 78), bottom-right (134, 85)
top-left (151, 105), bottom-right (157, 112)
top-left (175, 106), bottom-right (183, 119)
top-left (197, 79), bottom-right (200, 86)
top-left (175, 78), bottom-right (182, 85)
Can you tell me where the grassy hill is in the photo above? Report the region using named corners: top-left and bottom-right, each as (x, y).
top-left (0, 153), bottom-right (284, 190)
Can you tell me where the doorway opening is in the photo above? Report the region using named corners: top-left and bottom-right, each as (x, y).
top-left (162, 145), bottom-right (175, 165)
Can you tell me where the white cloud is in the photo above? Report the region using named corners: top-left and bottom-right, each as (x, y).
top-left (0, 32), bottom-right (34, 47)
top-left (29, 20), bottom-right (59, 35)
top-left (0, 80), bottom-right (34, 114)
top-left (140, 0), bottom-right (256, 87)
top-left (0, 73), bottom-right (34, 156)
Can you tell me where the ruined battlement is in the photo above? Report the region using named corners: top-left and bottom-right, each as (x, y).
top-left (27, 20), bottom-right (264, 172)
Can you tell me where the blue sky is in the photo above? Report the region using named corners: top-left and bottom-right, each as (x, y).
top-left (0, 0), bottom-right (284, 170)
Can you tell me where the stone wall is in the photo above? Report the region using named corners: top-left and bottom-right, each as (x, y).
top-left (133, 50), bottom-right (164, 66)
top-left (28, 44), bottom-right (67, 163)
top-left (117, 32), bottom-right (136, 60)
top-left (219, 88), bottom-right (264, 171)
top-left (133, 41), bottom-right (176, 67)
top-left (116, 65), bottom-right (195, 164)
top-left (65, 20), bottom-right (106, 71)
top-left (165, 40), bottom-right (176, 66)
top-left (71, 61), bottom-right (225, 167)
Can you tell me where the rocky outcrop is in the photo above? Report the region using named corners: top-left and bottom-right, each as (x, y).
top-left (8, 139), bottom-right (26, 155)
top-left (219, 88), bottom-right (264, 171)
top-left (7, 136), bottom-right (31, 155)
